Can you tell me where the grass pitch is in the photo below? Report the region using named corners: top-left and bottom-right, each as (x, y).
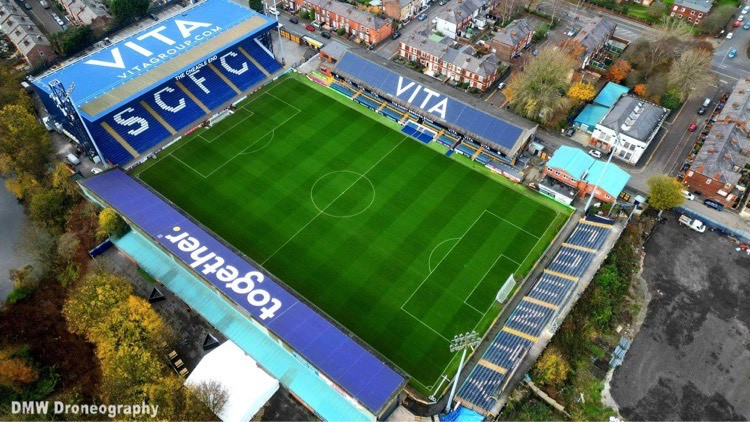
top-left (134, 75), bottom-right (570, 392)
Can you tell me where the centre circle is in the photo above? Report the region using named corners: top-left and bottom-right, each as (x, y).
top-left (310, 170), bottom-right (375, 218)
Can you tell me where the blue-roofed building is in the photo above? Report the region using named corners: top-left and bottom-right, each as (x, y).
top-left (332, 51), bottom-right (537, 163)
top-left (543, 145), bottom-right (630, 203)
top-left (78, 169), bottom-right (406, 420)
top-left (30, 0), bottom-right (282, 167)
top-left (573, 82), bottom-right (628, 133)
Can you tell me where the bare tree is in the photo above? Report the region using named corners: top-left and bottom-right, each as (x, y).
top-left (667, 48), bottom-right (714, 101)
top-left (190, 380), bottom-right (230, 417)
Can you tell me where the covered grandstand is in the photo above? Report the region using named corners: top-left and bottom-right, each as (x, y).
top-left (79, 169), bottom-right (406, 420)
top-left (330, 52), bottom-right (537, 165)
top-left (31, 0), bottom-right (282, 167)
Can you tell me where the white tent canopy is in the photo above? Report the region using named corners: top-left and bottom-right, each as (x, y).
top-left (186, 341), bottom-right (279, 422)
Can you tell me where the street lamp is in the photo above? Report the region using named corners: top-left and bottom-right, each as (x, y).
top-left (445, 331), bottom-right (480, 413)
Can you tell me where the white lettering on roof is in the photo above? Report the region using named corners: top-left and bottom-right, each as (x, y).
top-left (395, 76), bottom-right (448, 119)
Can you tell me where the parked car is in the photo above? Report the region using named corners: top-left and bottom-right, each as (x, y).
top-left (312, 20), bottom-right (321, 28)
top-left (726, 31), bottom-right (734, 38)
top-left (703, 199), bottom-right (723, 211)
top-left (743, 5), bottom-right (750, 14)
top-left (391, 31), bottom-right (401, 40)
top-left (438, 0), bottom-right (446, 5)
top-left (681, 190), bottom-right (695, 201)
top-left (728, 48), bottom-right (737, 59)
top-left (40, 0), bottom-right (49, 8)
top-left (678, 214), bottom-right (706, 233)
top-left (745, 21), bottom-right (750, 29)
top-left (565, 28), bottom-right (577, 36)
top-left (688, 122), bottom-right (697, 132)
top-left (91, 167), bottom-right (103, 174)
top-left (734, 19), bottom-right (741, 27)
top-left (497, 82), bottom-right (506, 90)
top-left (697, 106), bottom-right (707, 115)
top-left (565, 127), bottom-right (575, 137)
top-left (305, 24), bottom-right (315, 31)
top-left (418, 13), bottom-right (428, 20)
top-left (289, 16), bottom-right (298, 24)
top-left (739, 15), bottom-right (745, 21)
top-left (22, 2), bottom-right (31, 9)
top-left (268, 6), bottom-right (279, 15)
top-left (66, 153), bottom-right (80, 166)
top-left (321, 31), bottom-right (331, 39)
top-left (588, 149), bottom-right (602, 158)
top-left (149, 13), bottom-right (159, 21)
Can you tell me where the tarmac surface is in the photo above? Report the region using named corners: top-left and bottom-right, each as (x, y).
top-left (610, 213), bottom-right (750, 421)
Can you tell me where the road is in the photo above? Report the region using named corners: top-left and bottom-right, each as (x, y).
top-left (21, 0), bottom-right (64, 35)
top-left (712, 9), bottom-right (750, 81)
top-left (555, 0), bottom-right (651, 42)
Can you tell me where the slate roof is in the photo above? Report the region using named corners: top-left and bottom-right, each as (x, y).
top-left (674, 0), bottom-right (713, 13)
top-left (492, 18), bottom-right (533, 47)
top-left (691, 78), bottom-right (750, 185)
top-left (440, 0), bottom-right (483, 24)
top-left (403, 32), bottom-right (499, 77)
top-left (573, 16), bottom-right (616, 57)
top-left (305, 0), bottom-right (391, 29)
top-left (597, 95), bottom-right (668, 142)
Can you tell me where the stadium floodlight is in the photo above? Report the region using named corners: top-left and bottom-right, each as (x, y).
top-left (445, 331), bottom-right (480, 413)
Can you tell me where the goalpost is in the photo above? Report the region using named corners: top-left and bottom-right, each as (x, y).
top-left (495, 274), bottom-right (516, 304)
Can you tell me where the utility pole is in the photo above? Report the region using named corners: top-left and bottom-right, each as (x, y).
top-left (445, 331), bottom-right (481, 413)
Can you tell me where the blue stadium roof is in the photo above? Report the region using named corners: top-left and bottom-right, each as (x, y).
top-left (32, 0), bottom-right (275, 119)
top-left (80, 169), bottom-right (405, 415)
top-left (334, 52), bottom-right (527, 154)
top-left (546, 145), bottom-right (595, 180)
top-left (585, 160), bottom-right (630, 198)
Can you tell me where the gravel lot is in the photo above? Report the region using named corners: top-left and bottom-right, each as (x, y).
top-left (610, 213), bottom-right (750, 421)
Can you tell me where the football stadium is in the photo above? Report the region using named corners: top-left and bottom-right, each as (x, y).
top-left (53, 1), bottom-right (573, 416)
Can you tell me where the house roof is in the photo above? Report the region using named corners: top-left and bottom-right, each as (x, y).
top-left (321, 40), bottom-right (349, 61)
top-left (402, 32), bottom-right (499, 77)
top-left (597, 95), bottom-right (668, 142)
top-left (63, 0), bottom-right (110, 24)
top-left (674, 0), bottom-right (713, 13)
top-left (691, 78), bottom-right (750, 185)
top-left (574, 104), bottom-right (610, 131)
top-left (546, 145), bottom-right (596, 180)
top-left (305, 0), bottom-right (390, 29)
top-left (585, 160), bottom-right (630, 198)
top-left (593, 82), bottom-right (629, 108)
top-left (573, 16), bottom-right (616, 57)
top-left (439, 0), bottom-right (483, 24)
top-left (492, 18), bottom-right (533, 47)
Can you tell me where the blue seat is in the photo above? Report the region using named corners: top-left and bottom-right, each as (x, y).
top-left (141, 82), bottom-right (206, 132)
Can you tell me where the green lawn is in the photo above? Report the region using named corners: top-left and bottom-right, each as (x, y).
top-left (134, 75), bottom-right (569, 393)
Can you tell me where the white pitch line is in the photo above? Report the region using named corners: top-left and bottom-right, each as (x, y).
top-left (484, 209), bottom-right (542, 240)
top-left (401, 307), bottom-right (451, 342)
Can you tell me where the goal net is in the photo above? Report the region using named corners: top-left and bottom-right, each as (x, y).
top-left (495, 274), bottom-right (516, 303)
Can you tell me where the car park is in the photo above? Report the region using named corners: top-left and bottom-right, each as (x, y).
top-left (703, 199), bottom-right (723, 211)
top-left (289, 16), bottom-right (298, 23)
top-left (418, 13), bottom-right (427, 20)
top-left (305, 24), bottom-right (315, 31)
top-left (588, 149), bottom-right (602, 158)
top-left (728, 48), bottom-right (737, 58)
top-left (688, 123), bottom-right (697, 132)
top-left (321, 31), bottom-right (331, 38)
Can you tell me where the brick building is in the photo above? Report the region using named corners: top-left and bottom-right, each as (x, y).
top-left (0, 4), bottom-right (56, 67)
top-left (434, 0), bottom-right (488, 39)
top-left (490, 18), bottom-right (533, 60)
top-left (567, 16), bottom-right (616, 69)
top-left (670, 0), bottom-right (713, 25)
top-left (542, 145), bottom-right (630, 204)
top-left (62, 0), bottom-right (111, 32)
top-left (284, 0), bottom-right (393, 45)
top-left (382, 0), bottom-right (423, 21)
top-left (683, 78), bottom-right (750, 208)
top-left (399, 31), bottom-right (501, 91)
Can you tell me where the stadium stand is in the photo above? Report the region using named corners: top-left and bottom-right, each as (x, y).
top-left (79, 169), bottom-right (406, 419)
top-left (331, 51), bottom-right (537, 164)
top-left (31, 0), bottom-right (281, 167)
top-left (455, 216), bottom-right (616, 415)
top-left (401, 121), bottom-right (435, 144)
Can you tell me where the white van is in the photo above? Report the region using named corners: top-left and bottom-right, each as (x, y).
top-left (66, 153), bottom-right (81, 166)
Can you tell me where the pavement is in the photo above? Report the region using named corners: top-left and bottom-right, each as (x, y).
top-left (610, 212), bottom-right (750, 421)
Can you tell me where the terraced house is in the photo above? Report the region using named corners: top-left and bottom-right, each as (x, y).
top-left (285, 0), bottom-right (393, 45)
top-left (670, 0), bottom-right (713, 25)
top-left (0, 3), bottom-right (56, 67)
top-left (61, 0), bottom-right (112, 31)
top-left (399, 31), bottom-right (501, 91)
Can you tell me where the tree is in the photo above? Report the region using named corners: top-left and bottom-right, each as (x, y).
top-left (110, 0), bottom-right (150, 26)
top-left (660, 88), bottom-right (682, 110)
top-left (667, 48), bottom-right (714, 101)
top-left (648, 1), bottom-right (667, 19)
top-left (634, 84), bottom-right (648, 98)
top-left (0, 350), bottom-right (39, 389)
top-left (567, 82), bottom-right (596, 102)
top-left (0, 104), bottom-right (52, 180)
top-left (606, 60), bottom-right (631, 83)
top-left (0, 63), bottom-right (27, 109)
top-left (63, 272), bottom-right (132, 337)
top-left (19, 224), bottom-right (57, 278)
top-left (534, 346), bottom-right (570, 387)
top-left (647, 175), bottom-right (684, 211)
top-left (10, 265), bottom-right (39, 291)
top-left (29, 188), bottom-right (71, 232)
top-left (189, 380), bottom-right (229, 417)
top-left (58, 25), bottom-right (94, 55)
top-left (57, 232), bottom-right (81, 262)
top-left (309, 8), bottom-right (315, 21)
top-left (97, 207), bottom-right (130, 239)
top-left (248, 0), bottom-right (263, 12)
top-left (700, 5), bottom-right (736, 34)
top-left (506, 47), bottom-right (576, 124)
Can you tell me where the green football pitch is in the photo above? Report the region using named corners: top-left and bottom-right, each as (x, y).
top-left (134, 75), bottom-right (570, 393)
